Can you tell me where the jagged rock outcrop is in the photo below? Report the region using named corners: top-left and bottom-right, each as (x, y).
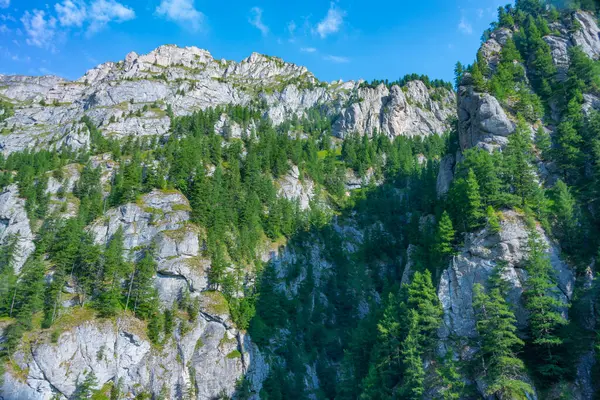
top-left (277, 165), bottom-right (315, 210)
top-left (0, 45), bottom-right (454, 157)
top-left (436, 154), bottom-right (455, 196)
top-left (480, 28), bottom-right (513, 72)
top-left (0, 184), bottom-right (35, 274)
top-left (544, 35), bottom-right (572, 79)
top-left (0, 188), bottom-right (268, 399)
top-left (334, 81), bottom-right (454, 138)
top-left (345, 167), bottom-right (380, 190)
top-left (213, 113), bottom-right (254, 139)
top-left (88, 190), bottom-right (208, 306)
top-left (1, 313), bottom-right (265, 400)
top-left (45, 164), bottom-right (82, 218)
top-left (572, 11), bottom-right (600, 60)
top-left (457, 84), bottom-right (515, 151)
top-left (438, 210), bottom-right (574, 340)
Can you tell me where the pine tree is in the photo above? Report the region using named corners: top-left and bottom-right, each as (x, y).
top-left (485, 206), bottom-right (501, 234)
top-left (448, 168), bottom-right (484, 232)
top-left (471, 61), bottom-right (488, 92)
top-left (465, 169), bottom-right (484, 231)
top-left (129, 251), bottom-right (158, 320)
top-left (374, 293), bottom-right (403, 393)
top-left (399, 310), bottom-right (425, 400)
top-left (535, 126), bottom-right (551, 161)
top-left (504, 117), bottom-right (537, 206)
top-left (0, 234), bottom-right (19, 316)
top-left (96, 227), bottom-right (128, 317)
top-left (434, 211), bottom-right (456, 272)
top-left (472, 284), bottom-right (533, 399)
top-left (459, 148), bottom-right (502, 207)
top-left (406, 270), bottom-right (443, 348)
top-left (551, 180), bottom-right (578, 255)
top-left (74, 370), bottom-right (98, 400)
top-left (435, 352), bottom-right (466, 400)
top-left (454, 62), bottom-right (464, 89)
top-left (523, 230), bottom-right (568, 379)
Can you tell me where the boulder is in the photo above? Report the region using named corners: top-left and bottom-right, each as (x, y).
top-left (458, 85), bottom-right (515, 151)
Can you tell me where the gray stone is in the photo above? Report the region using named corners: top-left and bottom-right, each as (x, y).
top-left (334, 81), bottom-right (454, 139)
top-left (277, 165), bottom-right (315, 210)
top-left (88, 190), bottom-right (208, 306)
top-left (438, 210), bottom-right (574, 340)
top-left (458, 85), bottom-right (515, 151)
top-left (1, 314), bottom-right (266, 400)
top-left (573, 11), bottom-right (600, 60)
top-left (436, 154), bottom-right (455, 197)
top-left (0, 184), bottom-right (35, 274)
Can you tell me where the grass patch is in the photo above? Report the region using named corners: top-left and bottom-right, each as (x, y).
top-left (226, 350), bottom-right (242, 359)
top-left (172, 203), bottom-right (192, 212)
top-left (202, 291), bottom-right (229, 315)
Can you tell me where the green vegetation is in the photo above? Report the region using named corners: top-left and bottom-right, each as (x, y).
top-left (360, 73), bottom-right (454, 91)
top-left (0, 99), bottom-right (14, 122)
top-left (1, 2), bottom-right (599, 398)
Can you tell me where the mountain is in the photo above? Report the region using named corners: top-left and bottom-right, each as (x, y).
top-left (1, 1), bottom-right (600, 400)
top-left (0, 45), bottom-right (454, 155)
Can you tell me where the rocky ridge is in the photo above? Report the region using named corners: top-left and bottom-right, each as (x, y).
top-left (0, 45), bottom-right (454, 156)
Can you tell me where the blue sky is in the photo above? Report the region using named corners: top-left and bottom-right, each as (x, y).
top-left (0, 0), bottom-right (511, 83)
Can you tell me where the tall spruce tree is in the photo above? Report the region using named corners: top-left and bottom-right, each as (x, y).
top-left (435, 211), bottom-right (456, 259)
top-left (503, 117), bottom-right (537, 206)
top-left (473, 284), bottom-right (533, 398)
top-left (399, 310), bottom-right (426, 400)
top-left (523, 230), bottom-right (568, 379)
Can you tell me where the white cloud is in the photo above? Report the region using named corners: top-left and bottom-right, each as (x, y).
top-left (300, 47), bottom-right (317, 53)
top-left (476, 8), bottom-right (484, 18)
top-left (0, 0), bottom-right (9, 9)
top-left (458, 17), bottom-right (472, 34)
top-left (0, 14), bottom-right (16, 22)
top-left (248, 7), bottom-right (268, 36)
top-left (0, 23), bottom-right (10, 33)
top-left (156, 0), bottom-right (204, 31)
top-left (324, 54), bottom-right (349, 63)
top-left (21, 10), bottom-right (57, 49)
top-left (88, 0), bottom-right (135, 33)
top-left (55, 0), bottom-right (87, 27)
top-left (316, 3), bottom-right (345, 39)
top-left (287, 20), bottom-right (296, 35)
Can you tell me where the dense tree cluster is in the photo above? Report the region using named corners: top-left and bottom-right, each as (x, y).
top-left (359, 74), bottom-right (453, 91)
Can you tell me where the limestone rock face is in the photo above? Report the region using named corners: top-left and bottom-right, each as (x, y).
top-left (457, 84), bottom-right (515, 151)
top-left (213, 113), bottom-right (254, 139)
top-left (436, 154), bottom-right (455, 197)
top-left (572, 11), bottom-right (600, 60)
top-left (544, 35), bottom-right (572, 79)
top-left (480, 28), bottom-right (512, 72)
top-left (438, 210), bottom-right (574, 340)
top-left (88, 190), bottom-right (208, 305)
top-left (277, 165), bottom-right (315, 210)
top-left (334, 81), bottom-right (454, 138)
top-left (0, 184), bottom-right (35, 274)
top-left (1, 315), bottom-right (265, 400)
top-left (0, 46), bottom-right (455, 157)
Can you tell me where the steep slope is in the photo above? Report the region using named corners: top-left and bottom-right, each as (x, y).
top-left (2, 2), bottom-right (600, 400)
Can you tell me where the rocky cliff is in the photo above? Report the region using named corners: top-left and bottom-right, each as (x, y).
top-left (0, 45), bottom-right (454, 157)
